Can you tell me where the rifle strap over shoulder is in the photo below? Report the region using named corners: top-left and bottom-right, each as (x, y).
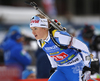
top-left (49, 28), bottom-right (74, 49)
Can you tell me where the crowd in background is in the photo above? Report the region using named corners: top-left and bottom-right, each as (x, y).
top-left (0, 25), bottom-right (52, 80)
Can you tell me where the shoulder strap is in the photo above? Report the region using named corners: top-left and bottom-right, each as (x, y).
top-left (49, 28), bottom-right (82, 53)
top-left (49, 28), bottom-right (68, 49)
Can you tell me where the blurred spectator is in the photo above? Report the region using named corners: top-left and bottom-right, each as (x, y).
top-left (90, 35), bottom-right (100, 53)
top-left (77, 25), bottom-right (95, 49)
top-left (22, 69), bottom-right (36, 79)
top-left (0, 25), bottom-right (32, 70)
top-left (3, 32), bottom-right (32, 71)
top-left (1, 25), bottom-right (20, 43)
top-left (35, 47), bottom-right (52, 78)
top-left (0, 25), bottom-right (20, 51)
top-left (0, 25), bottom-right (20, 65)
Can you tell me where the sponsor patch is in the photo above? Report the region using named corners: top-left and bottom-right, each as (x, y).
top-left (51, 52), bottom-right (68, 61)
top-left (67, 58), bottom-right (79, 64)
top-left (31, 20), bottom-right (39, 23)
top-left (45, 45), bottom-right (58, 51)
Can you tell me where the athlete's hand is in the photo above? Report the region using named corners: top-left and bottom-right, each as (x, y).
top-left (82, 66), bottom-right (91, 81)
top-left (82, 71), bottom-right (91, 81)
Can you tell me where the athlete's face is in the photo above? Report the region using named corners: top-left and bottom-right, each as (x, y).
top-left (31, 27), bottom-right (48, 40)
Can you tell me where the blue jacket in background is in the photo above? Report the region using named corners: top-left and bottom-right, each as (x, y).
top-left (2, 25), bottom-right (20, 43)
top-left (3, 39), bottom-right (32, 70)
top-left (0, 38), bottom-right (17, 51)
top-left (0, 25), bottom-right (21, 51)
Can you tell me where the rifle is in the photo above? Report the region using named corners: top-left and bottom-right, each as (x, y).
top-left (25, 0), bottom-right (66, 31)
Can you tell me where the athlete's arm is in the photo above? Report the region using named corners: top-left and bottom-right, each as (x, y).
top-left (54, 31), bottom-right (90, 53)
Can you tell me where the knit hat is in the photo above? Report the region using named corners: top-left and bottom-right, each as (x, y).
top-left (10, 32), bottom-right (22, 40)
top-left (22, 70), bottom-right (35, 79)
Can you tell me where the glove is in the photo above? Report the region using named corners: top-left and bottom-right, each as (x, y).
top-left (82, 71), bottom-right (91, 81)
top-left (50, 68), bottom-right (57, 75)
top-left (82, 66), bottom-right (91, 81)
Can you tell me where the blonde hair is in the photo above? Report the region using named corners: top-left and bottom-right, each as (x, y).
top-left (36, 14), bottom-right (50, 28)
top-left (36, 14), bottom-right (46, 19)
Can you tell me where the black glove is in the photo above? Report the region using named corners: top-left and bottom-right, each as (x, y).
top-left (82, 66), bottom-right (91, 74)
top-left (50, 68), bottom-right (57, 75)
top-left (91, 58), bottom-right (99, 74)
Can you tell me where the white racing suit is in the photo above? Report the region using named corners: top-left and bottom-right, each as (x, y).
top-left (37, 30), bottom-right (91, 81)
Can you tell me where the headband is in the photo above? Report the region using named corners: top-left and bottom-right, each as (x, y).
top-left (30, 16), bottom-right (48, 28)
